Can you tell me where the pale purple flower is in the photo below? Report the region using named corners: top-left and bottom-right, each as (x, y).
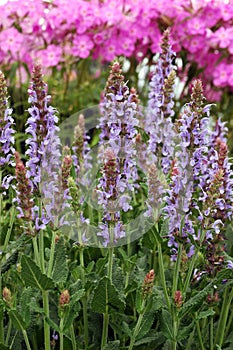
top-left (146, 29), bottom-right (176, 174)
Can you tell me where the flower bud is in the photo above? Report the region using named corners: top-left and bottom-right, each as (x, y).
top-left (142, 269), bottom-right (155, 297)
top-left (2, 287), bottom-right (12, 307)
top-left (59, 289), bottom-right (70, 308)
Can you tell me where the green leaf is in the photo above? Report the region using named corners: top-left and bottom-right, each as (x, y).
top-left (136, 288), bottom-right (143, 313)
top-left (122, 321), bottom-right (132, 337)
top-left (136, 311), bottom-right (155, 340)
top-left (52, 237), bottom-right (68, 283)
top-left (45, 317), bottom-right (60, 333)
top-left (71, 289), bottom-right (85, 303)
top-left (63, 302), bottom-right (81, 331)
top-left (112, 264), bottom-right (125, 295)
top-left (180, 282), bottom-right (213, 318)
top-left (197, 309), bottom-right (215, 320)
top-left (9, 309), bottom-right (26, 330)
top-left (160, 219), bottom-right (169, 240)
top-left (19, 287), bottom-right (33, 327)
top-left (102, 340), bottom-right (120, 350)
top-left (134, 331), bottom-right (165, 346)
top-left (177, 321), bottom-right (195, 341)
top-left (21, 255), bottom-right (55, 291)
top-left (0, 344), bottom-right (10, 350)
top-left (5, 234), bottom-right (31, 254)
top-left (62, 288), bottom-right (84, 331)
top-left (91, 276), bottom-right (125, 314)
top-left (1, 250), bottom-right (18, 273)
top-left (160, 309), bottom-right (174, 341)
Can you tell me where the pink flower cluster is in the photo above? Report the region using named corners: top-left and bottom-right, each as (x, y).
top-left (0, 0), bottom-right (233, 100)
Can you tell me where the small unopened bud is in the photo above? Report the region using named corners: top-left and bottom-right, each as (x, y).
top-left (142, 269), bottom-right (155, 296)
top-left (2, 287), bottom-right (12, 306)
top-left (207, 291), bottom-right (220, 304)
top-left (59, 289), bottom-right (70, 308)
top-left (174, 290), bottom-right (183, 308)
top-left (61, 151), bottom-right (72, 190)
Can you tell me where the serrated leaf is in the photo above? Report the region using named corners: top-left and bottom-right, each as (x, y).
top-left (112, 264), bottom-right (125, 295)
top-left (62, 288), bottom-right (84, 331)
top-left (122, 321), bottom-right (132, 337)
top-left (9, 309), bottom-right (26, 330)
top-left (160, 220), bottom-right (169, 240)
top-left (52, 237), bottom-right (68, 283)
top-left (21, 255), bottom-right (55, 290)
top-left (136, 288), bottom-right (143, 313)
top-left (1, 250), bottom-right (18, 273)
top-left (197, 309), bottom-right (215, 320)
top-left (178, 321), bottom-right (195, 341)
top-left (134, 331), bottom-right (165, 346)
top-left (160, 309), bottom-right (174, 341)
top-left (86, 261), bottom-right (95, 273)
top-left (6, 235), bottom-right (31, 254)
top-left (20, 287), bottom-right (33, 327)
top-left (29, 297), bottom-right (44, 314)
top-left (91, 276), bottom-right (125, 314)
top-left (102, 340), bottom-right (120, 350)
top-left (71, 289), bottom-right (85, 303)
top-left (63, 302), bottom-right (81, 331)
top-left (180, 282), bottom-right (213, 318)
top-left (45, 317), bottom-right (60, 333)
top-left (69, 280), bottom-right (83, 295)
top-left (136, 311), bottom-right (155, 340)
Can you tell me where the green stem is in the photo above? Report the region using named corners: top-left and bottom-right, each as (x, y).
top-left (172, 310), bottom-right (178, 350)
top-left (186, 326), bottom-right (195, 350)
top-left (183, 229), bottom-right (206, 297)
top-left (195, 314), bottom-right (205, 350)
top-left (3, 206), bottom-right (15, 252)
top-left (183, 250), bottom-right (198, 296)
top-left (47, 230), bottom-right (56, 278)
top-left (59, 317), bottom-right (64, 350)
top-left (0, 312), bottom-right (4, 344)
top-left (225, 301), bottom-right (233, 336)
top-left (209, 313), bottom-right (214, 350)
top-left (39, 231), bottom-right (45, 273)
top-left (5, 318), bottom-right (12, 346)
top-left (70, 324), bottom-right (77, 350)
top-left (32, 236), bottom-right (40, 266)
top-left (215, 286), bottom-right (233, 347)
top-left (156, 238), bottom-right (170, 309)
top-left (128, 300), bottom-right (146, 350)
top-left (79, 248), bottom-right (89, 349)
top-left (42, 291), bottom-right (51, 350)
top-left (172, 243), bottom-right (182, 296)
top-left (101, 247), bottom-right (114, 349)
top-left (22, 329), bottom-right (32, 350)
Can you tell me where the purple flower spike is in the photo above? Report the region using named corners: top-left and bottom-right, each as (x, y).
top-left (0, 70), bottom-right (15, 193)
top-left (146, 29), bottom-right (176, 174)
top-left (25, 64), bottom-right (62, 230)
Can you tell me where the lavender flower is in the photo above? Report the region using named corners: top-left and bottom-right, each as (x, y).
top-left (98, 61), bottom-right (139, 215)
top-left (72, 114), bottom-right (91, 184)
top-left (0, 71), bottom-right (15, 193)
top-left (97, 147), bottom-right (125, 247)
top-left (164, 81), bottom-right (212, 259)
top-left (146, 29), bottom-right (176, 174)
top-left (25, 64), bottom-right (61, 230)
